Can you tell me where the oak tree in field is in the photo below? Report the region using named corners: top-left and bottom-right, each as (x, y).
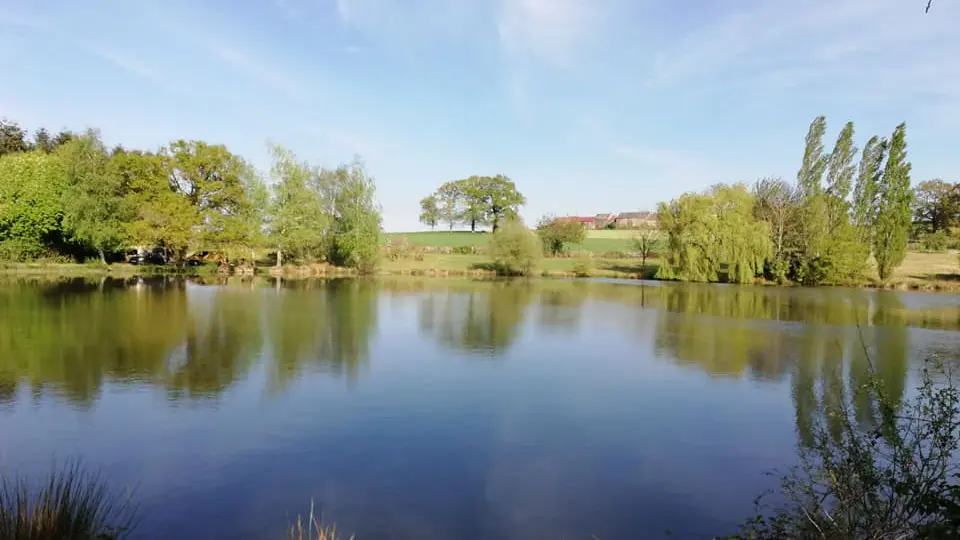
top-left (913, 179), bottom-right (959, 234)
top-left (423, 175), bottom-right (526, 232)
top-left (419, 194), bottom-right (439, 230)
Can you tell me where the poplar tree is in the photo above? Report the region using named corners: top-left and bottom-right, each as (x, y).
top-left (873, 124), bottom-right (913, 281)
top-left (852, 136), bottom-right (886, 246)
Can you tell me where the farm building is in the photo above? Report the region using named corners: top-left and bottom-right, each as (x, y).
top-left (614, 211), bottom-right (657, 229)
top-left (556, 216), bottom-right (598, 230)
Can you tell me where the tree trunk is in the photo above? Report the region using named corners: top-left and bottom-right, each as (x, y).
top-left (471, 218), bottom-right (476, 232)
top-left (276, 249), bottom-right (283, 268)
top-left (493, 216), bottom-right (499, 232)
top-left (98, 248), bottom-right (106, 265)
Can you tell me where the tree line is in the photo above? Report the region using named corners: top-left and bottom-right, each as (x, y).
top-left (0, 118), bottom-right (382, 271)
top-left (656, 116), bottom-right (928, 285)
top-left (419, 175), bottom-right (526, 232)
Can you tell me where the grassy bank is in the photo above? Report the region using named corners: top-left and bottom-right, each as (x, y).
top-left (385, 229), bottom-right (638, 254)
top-left (2, 250), bottom-right (957, 291)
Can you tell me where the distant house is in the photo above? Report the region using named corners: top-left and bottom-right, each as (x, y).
top-left (594, 213), bottom-right (616, 229)
top-left (615, 211), bottom-right (657, 229)
top-left (556, 216), bottom-right (597, 230)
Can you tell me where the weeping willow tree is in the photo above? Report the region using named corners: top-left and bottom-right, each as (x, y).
top-left (656, 183), bottom-right (772, 284)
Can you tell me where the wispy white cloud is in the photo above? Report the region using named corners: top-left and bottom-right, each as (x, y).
top-left (271, 0), bottom-right (301, 19)
top-left (496, 0), bottom-right (595, 67)
top-left (648, 0), bottom-right (960, 108)
top-left (87, 45), bottom-right (165, 85)
top-left (205, 40), bottom-right (305, 98)
top-left (0, 6), bottom-right (47, 30)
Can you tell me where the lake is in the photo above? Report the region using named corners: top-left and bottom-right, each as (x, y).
top-left (1, 276), bottom-right (959, 539)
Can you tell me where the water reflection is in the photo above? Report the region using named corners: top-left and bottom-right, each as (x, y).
top-left (1, 277), bottom-right (959, 539)
top-left (1, 278), bottom-right (957, 406)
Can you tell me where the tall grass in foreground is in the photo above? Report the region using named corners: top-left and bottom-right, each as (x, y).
top-left (0, 463), bottom-right (137, 540)
top-left (286, 501), bottom-right (353, 540)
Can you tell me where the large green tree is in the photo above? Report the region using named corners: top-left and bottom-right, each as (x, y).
top-left (536, 214), bottom-right (586, 256)
top-left (320, 158), bottom-right (382, 273)
top-left (0, 151), bottom-right (66, 259)
top-left (477, 174), bottom-right (526, 231)
top-left (752, 176), bottom-right (798, 282)
top-left (656, 183), bottom-right (771, 284)
top-left (913, 179), bottom-right (959, 234)
top-left (159, 140), bottom-right (253, 262)
top-left (436, 181), bottom-right (462, 231)
top-left (120, 149), bottom-right (197, 260)
top-left (267, 145), bottom-right (328, 267)
top-left (852, 136), bottom-right (886, 247)
top-left (873, 123), bottom-right (913, 281)
top-left (59, 130), bottom-right (130, 263)
top-left (419, 194), bottom-right (439, 230)
top-left (794, 116), bottom-right (830, 281)
top-left (819, 121), bottom-right (866, 282)
top-left (0, 119), bottom-right (30, 157)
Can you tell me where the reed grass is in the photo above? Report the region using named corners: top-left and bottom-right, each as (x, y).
top-left (0, 462), bottom-right (137, 540)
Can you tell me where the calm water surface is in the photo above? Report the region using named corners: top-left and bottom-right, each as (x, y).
top-left (1, 276), bottom-right (959, 539)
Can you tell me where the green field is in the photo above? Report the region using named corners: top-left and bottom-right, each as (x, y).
top-left (385, 230), bottom-right (638, 254)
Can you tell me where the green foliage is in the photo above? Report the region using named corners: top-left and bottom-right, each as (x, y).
top-left (913, 178), bottom-right (959, 234)
top-left (436, 181), bottom-right (462, 231)
top-left (488, 219), bottom-right (541, 276)
top-left (423, 175), bottom-right (526, 232)
top-left (920, 230), bottom-right (948, 252)
top-left (160, 140), bottom-right (254, 262)
top-left (631, 224), bottom-right (662, 267)
top-left (419, 194), bottom-right (439, 229)
top-left (852, 136), bottom-right (886, 247)
top-left (118, 149), bottom-right (197, 260)
top-left (59, 130), bottom-right (129, 262)
top-left (656, 183), bottom-right (771, 284)
top-left (0, 118), bottom-right (31, 157)
top-left (752, 177), bottom-right (797, 283)
top-left (322, 159), bottom-right (383, 273)
top-left (0, 462), bottom-right (137, 539)
top-left (0, 151), bottom-right (66, 259)
top-left (536, 214), bottom-right (586, 256)
top-left (874, 123), bottom-right (913, 281)
top-left (267, 145), bottom-right (328, 265)
top-left (726, 359), bottom-right (960, 540)
top-left (571, 255), bottom-right (592, 277)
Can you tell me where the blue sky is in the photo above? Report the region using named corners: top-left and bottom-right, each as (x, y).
top-left (1, 0), bottom-right (957, 231)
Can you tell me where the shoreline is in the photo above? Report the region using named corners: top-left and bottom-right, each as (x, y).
top-left (2, 257), bottom-right (958, 293)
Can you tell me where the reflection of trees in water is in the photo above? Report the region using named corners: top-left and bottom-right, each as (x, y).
top-left (164, 286), bottom-right (264, 400)
top-left (0, 277), bottom-right (380, 404)
top-left (264, 279), bottom-right (379, 393)
top-left (0, 277), bottom-right (189, 405)
top-left (416, 281), bottom-right (534, 355)
top-left (647, 284), bottom-right (920, 448)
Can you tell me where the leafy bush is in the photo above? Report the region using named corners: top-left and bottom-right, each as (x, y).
top-left (0, 462), bottom-right (137, 540)
top-left (920, 230), bottom-right (949, 252)
top-left (451, 245), bottom-right (477, 255)
top-left (726, 358), bottom-right (960, 539)
top-left (536, 215), bottom-right (586, 256)
top-left (572, 256), bottom-right (592, 277)
top-left (488, 220), bottom-right (541, 276)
